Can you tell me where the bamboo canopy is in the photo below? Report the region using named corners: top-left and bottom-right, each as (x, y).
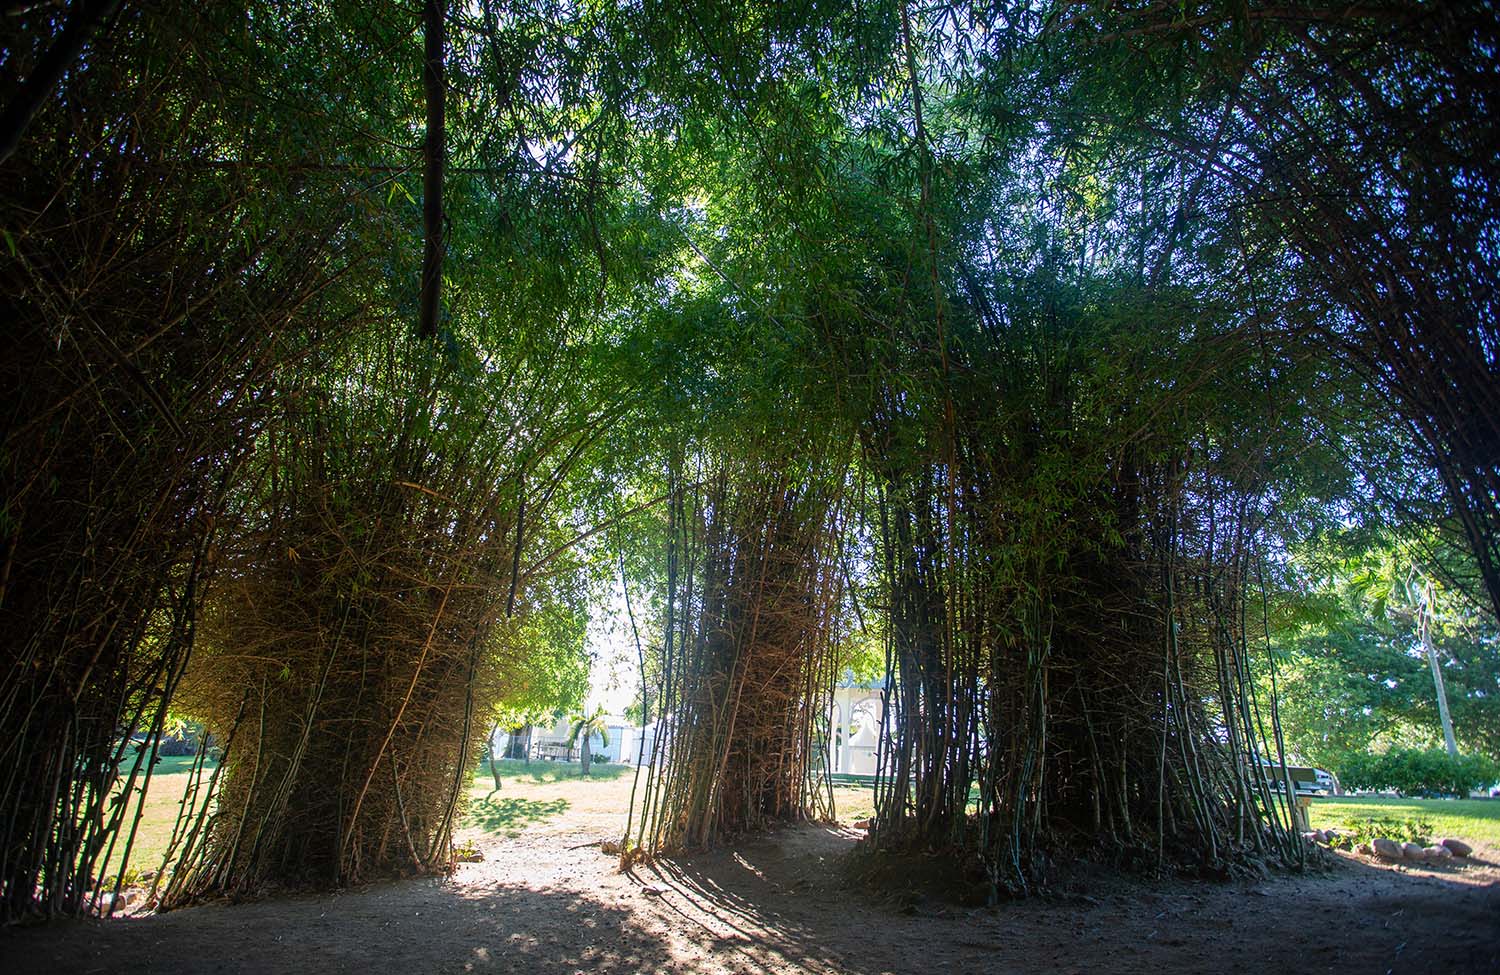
top-left (1, 0), bottom-right (1495, 920)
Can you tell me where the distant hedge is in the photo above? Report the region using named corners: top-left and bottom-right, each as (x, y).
top-left (1337, 748), bottom-right (1499, 798)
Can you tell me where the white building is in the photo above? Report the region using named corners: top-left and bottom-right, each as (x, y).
top-left (488, 679), bottom-right (889, 777)
top-left (827, 679), bottom-right (886, 776)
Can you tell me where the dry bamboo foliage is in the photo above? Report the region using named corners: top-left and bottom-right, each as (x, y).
top-left (628, 442), bottom-right (848, 856)
top-left (0, 36), bottom-right (356, 920)
top-left (160, 361), bottom-right (528, 901)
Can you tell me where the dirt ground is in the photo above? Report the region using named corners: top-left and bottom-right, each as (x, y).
top-left (3, 772), bottom-right (1497, 974)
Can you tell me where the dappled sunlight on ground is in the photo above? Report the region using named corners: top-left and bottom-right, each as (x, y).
top-left (7, 769), bottom-right (1497, 974)
top-left (465, 795), bottom-right (570, 836)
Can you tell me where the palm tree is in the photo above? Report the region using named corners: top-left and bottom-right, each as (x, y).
top-left (483, 720), bottom-right (503, 793)
top-left (567, 707), bottom-right (610, 777)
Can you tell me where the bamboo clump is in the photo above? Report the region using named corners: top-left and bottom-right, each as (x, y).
top-left (0, 9), bottom-right (359, 917)
top-left (160, 348), bottom-right (543, 901)
top-left (862, 391), bottom-right (1307, 896)
top-left (627, 442), bottom-right (849, 855)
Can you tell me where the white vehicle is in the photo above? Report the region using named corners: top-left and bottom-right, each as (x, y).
top-left (1258, 759), bottom-right (1335, 795)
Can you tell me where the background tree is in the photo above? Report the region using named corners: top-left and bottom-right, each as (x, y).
top-left (1269, 536), bottom-right (1500, 778)
top-left (567, 707), bottom-right (611, 777)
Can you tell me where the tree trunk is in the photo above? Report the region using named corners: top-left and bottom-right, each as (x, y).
top-left (581, 736), bottom-right (592, 777)
top-left (1420, 579), bottom-right (1459, 758)
top-left (487, 720), bottom-right (502, 791)
top-left (418, 0), bottom-right (446, 339)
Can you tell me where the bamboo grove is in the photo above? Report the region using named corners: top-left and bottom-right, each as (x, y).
top-left (3, 0), bottom-right (1496, 921)
top-left (625, 432), bottom-right (853, 853)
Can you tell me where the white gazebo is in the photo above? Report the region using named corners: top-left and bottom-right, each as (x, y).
top-left (827, 679), bottom-right (885, 776)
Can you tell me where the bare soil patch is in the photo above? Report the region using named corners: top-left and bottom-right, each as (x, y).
top-left (3, 773), bottom-right (1496, 974)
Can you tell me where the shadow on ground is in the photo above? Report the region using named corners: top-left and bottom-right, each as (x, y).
top-left (626, 824), bottom-right (1500, 975)
top-left (3, 824), bottom-right (1497, 975)
top-left (464, 795), bottom-right (570, 835)
top-left (0, 880), bottom-right (686, 975)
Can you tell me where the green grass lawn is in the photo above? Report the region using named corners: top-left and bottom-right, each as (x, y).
top-left (1309, 795), bottom-right (1500, 847)
top-left (462, 757), bottom-right (632, 837)
top-left (829, 783), bottom-right (877, 823)
top-left (827, 784), bottom-right (1500, 849)
top-left (101, 753), bottom-right (220, 882)
top-left (463, 794), bottom-right (572, 835)
top-left (92, 754), bottom-right (629, 879)
top-left (473, 757), bottom-right (631, 785)
top-left (122, 754), bottom-right (213, 777)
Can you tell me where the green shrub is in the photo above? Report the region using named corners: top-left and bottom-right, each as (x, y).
top-left (1335, 814), bottom-right (1433, 847)
top-left (1336, 748), bottom-right (1499, 798)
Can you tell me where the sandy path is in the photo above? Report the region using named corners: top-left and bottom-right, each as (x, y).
top-left (3, 772), bottom-right (1497, 974)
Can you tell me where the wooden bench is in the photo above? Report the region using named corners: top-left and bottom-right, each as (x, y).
top-left (1260, 764), bottom-right (1324, 830)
